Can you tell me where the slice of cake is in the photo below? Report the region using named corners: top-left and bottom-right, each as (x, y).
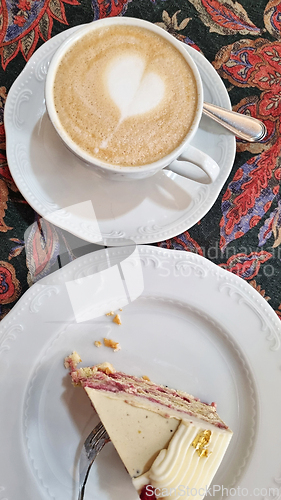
top-left (65, 352), bottom-right (233, 500)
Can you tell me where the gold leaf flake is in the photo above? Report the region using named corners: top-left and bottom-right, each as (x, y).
top-left (192, 430), bottom-right (212, 457)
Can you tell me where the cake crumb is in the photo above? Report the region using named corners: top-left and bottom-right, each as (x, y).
top-left (64, 351), bottom-right (81, 370)
top-left (106, 311), bottom-right (115, 316)
top-left (94, 341), bottom-right (102, 348)
top-left (142, 375), bottom-right (150, 381)
top-left (104, 338), bottom-right (121, 352)
top-left (119, 308), bottom-right (123, 311)
top-left (96, 362), bottom-right (115, 374)
top-left (113, 314), bottom-right (121, 325)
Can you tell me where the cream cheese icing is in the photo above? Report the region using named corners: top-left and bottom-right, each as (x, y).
top-left (133, 421), bottom-right (232, 499)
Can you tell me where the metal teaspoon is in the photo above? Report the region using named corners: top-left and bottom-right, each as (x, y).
top-left (203, 102), bottom-right (267, 142)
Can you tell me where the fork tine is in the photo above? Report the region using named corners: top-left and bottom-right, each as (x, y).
top-left (84, 421), bottom-right (109, 459)
top-left (78, 422), bottom-right (110, 500)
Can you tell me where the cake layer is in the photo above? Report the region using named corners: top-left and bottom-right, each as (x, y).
top-left (67, 356), bottom-right (229, 430)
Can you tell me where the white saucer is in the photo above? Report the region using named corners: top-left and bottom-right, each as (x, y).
top-left (4, 25), bottom-right (236, 245)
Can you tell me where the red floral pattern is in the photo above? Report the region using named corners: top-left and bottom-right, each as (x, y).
top-left (220, 139), bottom-right (281, 250)
top-left (233, 97), bottom-right (277, 154)
top-left (188, 0), bottom-right (260, 35)
top-left (14, 14), bottom-right (26, 26)
top-left (0, 261), bottom-right (21, 305)
top-left (92, 0), bottom-right (131, 20)
top-left (158, 231), bottom-right (204, 255)
top-left (213, 32), bottom-right (281, 264)
top-left (0, 0), bottom-right (80, 69)
top-left (17, 0), bottom-right (31, 10)
top-left (264, 0), bottom-right (281, 38)
top-left (219, 251), bottom-right (272, 280)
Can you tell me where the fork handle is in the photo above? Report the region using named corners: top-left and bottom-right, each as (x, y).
top-left (78, 430), bottom-right (110, 500)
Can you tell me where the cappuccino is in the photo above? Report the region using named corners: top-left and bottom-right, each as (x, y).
top-left (53, 24), bottom-right (198, 167)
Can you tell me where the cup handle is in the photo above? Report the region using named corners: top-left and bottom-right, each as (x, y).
top-left (167, 145), bottom-right (220, 183)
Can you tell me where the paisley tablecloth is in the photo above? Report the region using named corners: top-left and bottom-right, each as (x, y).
top-left (0, 0), bottom-right (281, 320)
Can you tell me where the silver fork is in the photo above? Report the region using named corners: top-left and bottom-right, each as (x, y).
top-left (78, 421), bottom-right (110, 500)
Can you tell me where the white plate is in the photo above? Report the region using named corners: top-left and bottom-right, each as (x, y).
top-left (0, 246), bottom-right (281, 500)
top-left (4, 25), bottom-right (236, 246)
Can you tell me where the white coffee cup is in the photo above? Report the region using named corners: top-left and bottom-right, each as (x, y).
top-left (45, 17), bottom-right (219, 182)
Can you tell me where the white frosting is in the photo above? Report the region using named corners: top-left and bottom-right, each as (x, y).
top-left (133, 421), bottom-right (232, 500)
top-left (106, 54), bottom-right (165, 120)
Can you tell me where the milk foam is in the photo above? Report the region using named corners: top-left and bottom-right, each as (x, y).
top-left (99, 54), bottom-right (165, 150)
top-left (53, 25), bottom-right (198, 166)
top-left (107, 54), bottom-right (165, 119)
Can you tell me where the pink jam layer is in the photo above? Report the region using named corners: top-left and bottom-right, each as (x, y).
top-left (70, 368), bottom-right (228, 430)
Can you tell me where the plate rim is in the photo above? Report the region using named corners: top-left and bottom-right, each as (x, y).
top-left (1, 245), bottom-right (280, 337)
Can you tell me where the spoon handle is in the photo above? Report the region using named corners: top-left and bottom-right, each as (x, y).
top-left (203, 102), bottom-right (267, 142)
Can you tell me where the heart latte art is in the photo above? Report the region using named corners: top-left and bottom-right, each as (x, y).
top-left (107, 55), bottom-right (165, 120)
top-left (53, 25), bottom-right (198, 167)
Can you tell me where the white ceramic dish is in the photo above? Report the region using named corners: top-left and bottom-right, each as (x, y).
top-left (4, 25), bottom-right (236, 246)
top-left (45, 17), bottom-right (220, 182)
top-left (0, 246), bottom-right (280, 500)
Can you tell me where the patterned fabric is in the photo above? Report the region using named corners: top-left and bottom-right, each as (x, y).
top-left (0, 0), bottom-right (280, 320)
